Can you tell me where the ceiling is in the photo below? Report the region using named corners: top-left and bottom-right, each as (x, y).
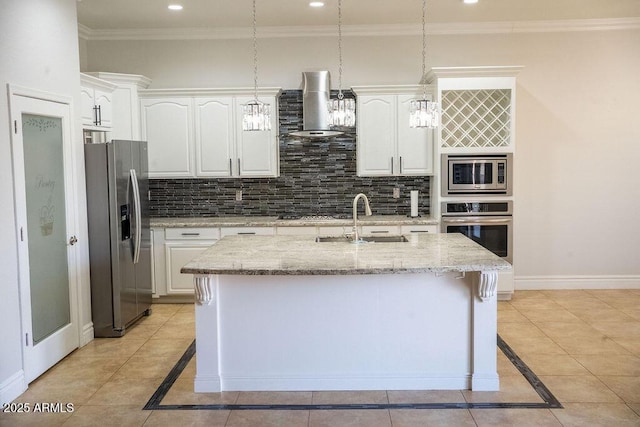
top-left (77, 0), bottom-right (640, 31)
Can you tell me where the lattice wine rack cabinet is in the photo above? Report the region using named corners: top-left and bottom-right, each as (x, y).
top-left (441, 88), bottom-right (511, 149)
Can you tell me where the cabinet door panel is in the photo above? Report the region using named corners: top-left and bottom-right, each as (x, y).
top-left (93, 89), bottom-right (113, 128)
top-left (80, 86), bottom-right (96, 125)
top-left (397, 95), bottom-right (433, 175)
top-left (195, 97), bottom-right (234, 177)
top-left (357, 96), bottom-right (395, 176)
top-left (235, 96), bottom-right (278, 177)
top-left (165, 243), bottom-right (215, 295)
top-left (141, 98), bottom-right (194, 178)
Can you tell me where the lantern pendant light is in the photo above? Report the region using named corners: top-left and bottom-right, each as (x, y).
top-left (327, 0), bottom-right (355, 128)
top-left (242, 0), bottom-right (271, 131)
top-left (409, 0), bottom-right (439, 129)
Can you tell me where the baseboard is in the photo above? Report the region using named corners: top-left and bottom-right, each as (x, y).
top-left (0, 370), bottom-right (27, 405)
top-left (515, 275), bottom-right (640, 290)
top-left (80, 322), bottom-right (94, 347)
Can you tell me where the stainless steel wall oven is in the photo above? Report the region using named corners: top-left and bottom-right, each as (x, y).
top-left (441, 201), bottom-right (513, 264)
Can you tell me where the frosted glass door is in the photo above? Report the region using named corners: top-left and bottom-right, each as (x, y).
top-left (22, 114), bottom-right (70, 344)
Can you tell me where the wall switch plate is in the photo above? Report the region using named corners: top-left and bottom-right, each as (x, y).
top-left (393, 188), bottom-right (400, 199)
top-left (235, 190), bottom-right (242, 201)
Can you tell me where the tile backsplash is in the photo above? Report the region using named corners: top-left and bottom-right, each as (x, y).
top-left (149, 90), bottom-right (431, 218)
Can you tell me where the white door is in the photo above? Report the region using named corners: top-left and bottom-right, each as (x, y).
top-left (9, 88), bottom-right (79, 383)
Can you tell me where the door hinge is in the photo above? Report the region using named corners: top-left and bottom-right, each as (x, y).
top-left (25, 333), bottom-right (29, 346)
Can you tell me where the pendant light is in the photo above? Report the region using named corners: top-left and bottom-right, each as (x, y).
top-left (409, 0), bottom-right (439, 129)
top-left (242, 0), bottom-right (271, 131)
top-left (327, 0), bottom-right (355, 128)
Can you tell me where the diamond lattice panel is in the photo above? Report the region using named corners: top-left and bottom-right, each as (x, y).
top-left (441, 89), bottom-right (511, 148)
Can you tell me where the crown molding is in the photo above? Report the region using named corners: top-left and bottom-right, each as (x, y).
top-left (78, 17), bottom-right (640, 41)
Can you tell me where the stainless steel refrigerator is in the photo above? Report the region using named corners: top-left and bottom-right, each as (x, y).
top-left (84, 140), bottom-right (152, 337)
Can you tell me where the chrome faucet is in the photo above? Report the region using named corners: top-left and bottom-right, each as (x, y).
top-left (352, 193), bottom-right (372, 242)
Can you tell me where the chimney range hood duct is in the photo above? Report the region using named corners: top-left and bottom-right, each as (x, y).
top-left (289, 71), bottom-right (344, 139)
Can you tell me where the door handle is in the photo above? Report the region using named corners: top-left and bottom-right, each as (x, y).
top-left (68, 236), bottom-right (78, 245)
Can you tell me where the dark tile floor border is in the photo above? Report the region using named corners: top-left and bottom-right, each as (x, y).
top-left (143, 335), bottom-right (562, 411)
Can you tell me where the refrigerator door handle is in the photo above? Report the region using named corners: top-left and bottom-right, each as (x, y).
top-left (129, 168), bottom-right (142, 264)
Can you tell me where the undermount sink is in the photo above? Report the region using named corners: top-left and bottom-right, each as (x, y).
top-left (315, 235), bottom-right (409, 243)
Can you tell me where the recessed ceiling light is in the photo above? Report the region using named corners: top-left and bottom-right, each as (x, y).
top-left (168, 4), bottom-right (183, 11)
top-left (463, 0), bottom-right (479, 4)
top-left (309, 1), bottom-right (325, 7)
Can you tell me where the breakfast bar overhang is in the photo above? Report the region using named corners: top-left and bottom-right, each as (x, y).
top-left (181, 233), bottom-right (512, 393)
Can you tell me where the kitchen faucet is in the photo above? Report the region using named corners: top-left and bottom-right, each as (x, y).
top-left (352, 193), bottom-right (372, 243)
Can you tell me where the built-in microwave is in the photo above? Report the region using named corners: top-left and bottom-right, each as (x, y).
top-left (441, 154), bottom-right (512, 196)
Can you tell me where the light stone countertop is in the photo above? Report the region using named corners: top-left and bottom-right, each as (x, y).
top-left (180, 233), bottom-right (512, 276)
top-left (150, 214), bottom-right (438, 228)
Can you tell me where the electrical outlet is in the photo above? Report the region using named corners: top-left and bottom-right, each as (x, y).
top-left (393, 188), bottom-right (400, 199)
top-left (235, 190), bottom-right (242, 201)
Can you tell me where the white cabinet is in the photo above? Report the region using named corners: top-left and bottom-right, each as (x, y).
top-left (140, 97), bottom-right (194, 178)
top-left (400, 224), bottom-right (438, 234)
top-left (140, 88), bottom-right (280, 178)
top-left (87, 72), bottom-right (151, 141)
top-left (80, 73), bottom-right (116, 130)
top-left (165, 243), bottom-right (212, 295)
top-left (361, 225), bottom-right (401, 235)
top-left (353, 86), bottom-right (434, 177)
top-left (220, 227), bottom-right (275, 237)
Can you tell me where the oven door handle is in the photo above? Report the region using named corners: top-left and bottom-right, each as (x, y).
top-left (442, 217), bottom-right (511, 224)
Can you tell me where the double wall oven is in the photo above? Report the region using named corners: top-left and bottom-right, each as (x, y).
top-left (440, 153), bottom-right (513, 267)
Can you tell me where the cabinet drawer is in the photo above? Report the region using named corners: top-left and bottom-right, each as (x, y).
top-left (400, 224), bottom-right (438, 234)
top-left (361, 225), bottom-right (401, 235)
top-left (276, 226), bottom-right (318, 235)
top-left (165, 227), bottom-right (221, 240)
top-left (220, 227), bottom-right (275, 237)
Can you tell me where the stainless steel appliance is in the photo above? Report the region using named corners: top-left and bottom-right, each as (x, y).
top-left (442, 154), bottom-right (512, 196)
top-left (441, 201), bottom-right (513, 264)
top-left (84, 140), bottom-right (152, 337)
top-left (289, 71), bottom-right (344, 139)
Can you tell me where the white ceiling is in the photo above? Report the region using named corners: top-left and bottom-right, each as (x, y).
top-left (77, 0), bottom-right (640, 31)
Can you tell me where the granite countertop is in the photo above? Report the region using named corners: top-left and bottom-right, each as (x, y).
top-left (180, 233), bottom-right (512, 276)
top-left (151, 215), bottom-right (438, 228)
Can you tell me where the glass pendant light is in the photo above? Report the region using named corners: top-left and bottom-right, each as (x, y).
top-left (242, 0), bottom-right (271, 131)
top-left (327, 0), bottom-right (355, 128)
top-left (409, 0), bottom-right (439, 129)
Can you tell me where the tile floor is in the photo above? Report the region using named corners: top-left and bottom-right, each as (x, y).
top-left (2, 289), bottom-right (640, 426)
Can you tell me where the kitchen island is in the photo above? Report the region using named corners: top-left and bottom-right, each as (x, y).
top-left (181, 233), bottom-right (511, 392)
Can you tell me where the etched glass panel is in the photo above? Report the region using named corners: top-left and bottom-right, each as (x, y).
top-left (22, 114), bottom-right (70, 344)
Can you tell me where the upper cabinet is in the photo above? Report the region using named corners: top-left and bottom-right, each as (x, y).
top-left (425, 66), bottom-right (523, 153)
top-left (87, 72), bottom-right (152, 141)
top-left (140, 89), bottom-right (280, 179)
top-left (352, 86), bottom-right (435, 177)
top-left (80, 73), bottom-right (117, 130)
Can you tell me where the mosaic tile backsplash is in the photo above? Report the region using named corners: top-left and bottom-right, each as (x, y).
top-left (149, 90), bottom-right (431, 218)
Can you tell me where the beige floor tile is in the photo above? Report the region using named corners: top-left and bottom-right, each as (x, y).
top-left (112, 355), bottom-right (178, 379)
top-left (498, 309), bottom-right (530, 322)
top-left (510, 290), bottom-right (549, 300)
top-left (390, 408), bottom-right (476, 426)
top-left (519, 354), bottom-right (590, 376)
top-left (623, 308), bottom-right (640, 321)
top-left (497, 301), bottom-right (516, 311)
top-left (387, 390), bottom-right (466, 403)
top-left (177, 303), bottom-right (196, 312)
top-left (509, 298), bottom-right (565, 311)
top-left (540, 289), bottom-right (593, 300)
top-left (575, 354), bottom-right (640, 376)
top-left (226, 409), bottom-right (309, 427)
top-left (149, 322), bottom-right (195, 340)
top-left (497, 351), bottom-right (522, 376)
top-left (70, 338), bottom-right (147, 359)
top-left (311, 390), bottom-right (388, 405)
top-left (12, 378), bottom-right (105, 406)
top-left (501, 335), bottom-right (568, 356)
top-left (120, 323), bottom-right (163, 340)
top-left (498, 321), bottom-right (545, 340)
top-left (148, 303), bottom-right (183, 314)
top-left (235, 391), bottom-right (312, 405)
top-left (167, 310), bottom-right (195, 324)
top-left (85, 377), bottom-right (163, 406)
top-left (598, 376), bottom-right (640, 403)
top-left (143, 409), bottom-right (230, 426)
top-left (533, 320), bottom-right (599, 339)
top-left (132, 338), bottom-right (193, 359)
top-left (590, 320), bottom-right (640, 339)
top-left (161, 378), bottom-right (238, 405)
top-left (554, 297), bottom-right (615, 312)
top-left (309, 409), bottom-right (391, 427)
top-left (135, 311), bottom-right (173, 326)
top-left (0, 408), bottom-right (74, 427)
top-left (469, 408), bottom-right (562, 426)
top-left (41, 356), bottom-right (127, 383)
top-left (570, 307), bottom-right (637, 324)
top-left (462, 374), bottom-right (544, 403)
top-left (61, 405), bottom-right (150, 427)
top-left (551, 402), bottom-right (640, 427)
top-left (613, 337), bottom-right (640, 355)
top-left (519, 308), bottom-right (582, 323)
top-left (552, 335), bottom-right (633, 355)
top-left (539, 375), bottom-right (622, 403)
top-left (628, 403), bottom-right (640, 416)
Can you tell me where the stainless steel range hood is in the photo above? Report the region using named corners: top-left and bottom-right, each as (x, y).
top-left (289, 71), bottom-right (343, 139)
